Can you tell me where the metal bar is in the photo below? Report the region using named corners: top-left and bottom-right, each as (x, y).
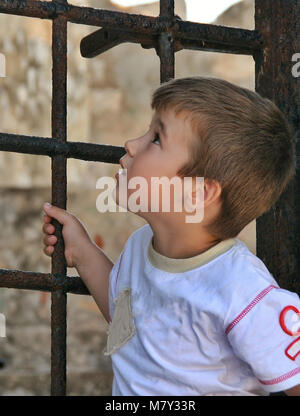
top-left (78, 17), bottom-right (261, 57)
top-left (157, 32), bottom-right (174, 83)
top-left (0, 132), bottom-right (126, 163)
top-left (0, 0), bottom-right (61, 19)
top-left (174, 37), bottom-right (257, 55)
top-left (80, 28), bottom-right (148, 58)
top-left (80, 26), bottom-right (257, 59)
top-left (170, 19), bottom-right (262, 53)
top-left (160, 0), bottom-right (174, 18)
top-left (254, 0), bottom-right (300, 293)
top-left (0, 269), bottom-right (90, 295)
top-left (158, 1), bottom-right (174, 84)
top-left (80, 27), bottom-right (172, 58)
top-left (0, 1), bottom-right (262, 55)
top-left (50, 10), bottom-right (67, 396)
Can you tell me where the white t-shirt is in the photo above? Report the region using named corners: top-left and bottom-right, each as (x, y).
top-left (104, 224), bottom-right (300, 396)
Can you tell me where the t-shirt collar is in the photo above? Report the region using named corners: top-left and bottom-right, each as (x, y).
top-left (147, 235), bottom-right (237, 273)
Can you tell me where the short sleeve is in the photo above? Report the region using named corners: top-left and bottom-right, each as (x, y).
top-left (226, 285), bottom-right (300, 393)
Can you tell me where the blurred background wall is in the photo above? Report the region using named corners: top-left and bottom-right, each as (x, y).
top-left (0, 0), bottom-right (255, 395)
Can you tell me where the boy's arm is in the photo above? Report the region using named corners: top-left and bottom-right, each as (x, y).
top-left (225, 285), bottom-right (300, 394)
top-left (75, 241), bottom-right (114, 324)
top-left (284, 384), bottom-right (300, 396)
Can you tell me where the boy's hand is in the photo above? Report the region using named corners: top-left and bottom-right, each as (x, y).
top-left (42, 202), bottom-right (114, 323)
top-left (42, 202), bottom-right (93, 268)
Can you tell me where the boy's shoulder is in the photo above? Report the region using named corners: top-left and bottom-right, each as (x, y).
top-left (212, 237), bottom-right (280, 311)
top-left (214, 239), bottom-right (300, 337)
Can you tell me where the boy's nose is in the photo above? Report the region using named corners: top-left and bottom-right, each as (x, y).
top-left (124, 140), bottom-right (133, 157)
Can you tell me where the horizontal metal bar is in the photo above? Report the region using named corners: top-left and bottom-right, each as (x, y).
top-left (172, 19), bottom-right (262, 53)
top-left (0, 268), bottom-right (90, 295)
top-left (176, 37), bottom-right (257, 55)
top-left (81, 25), bottom-right (257, 58)
top-left (0, 132), bottom-right (126, 163)
top-left (80, 27), bottom-right (165, 58)
top-left (0, 1), bottom-right (262, 55)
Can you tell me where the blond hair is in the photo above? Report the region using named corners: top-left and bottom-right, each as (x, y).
top-left (151, 76), bottom-right (296, 239)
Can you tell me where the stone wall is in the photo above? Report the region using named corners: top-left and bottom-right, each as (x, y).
top-left (0, 0), bottom-right (255, 395)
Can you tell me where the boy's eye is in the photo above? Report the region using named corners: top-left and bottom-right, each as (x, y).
top-left (152, 132), bottom-right (161, 145)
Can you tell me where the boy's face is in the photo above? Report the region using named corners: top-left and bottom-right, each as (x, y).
top-left (114, 107), bottom-right (196, 219)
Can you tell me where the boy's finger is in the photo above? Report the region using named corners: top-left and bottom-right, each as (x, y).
top-left (42, 202), bottom-right (70, 225)
top-left (48, 246), bottom-right (54, 254)
top-left (44, 246), bottom-right (54, 256)
top-left (41, 208), bottom-right (51, 220)
top-left (43, 223), bottom-right (55, 234)
top-left (44, 235), bottom-right (57, 246)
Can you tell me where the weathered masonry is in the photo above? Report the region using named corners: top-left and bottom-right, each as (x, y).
top-left (0, 0), bottom-right (299, 396)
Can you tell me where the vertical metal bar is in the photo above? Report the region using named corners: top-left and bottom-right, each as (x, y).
top-left (51, 6), bottom-right (68, 395)
top-left (158, 0), bottom-right (175, 83)
top-left (254, 0), bottom-right (300, 291)
top-left (160, 0), bottom-right (174, 18)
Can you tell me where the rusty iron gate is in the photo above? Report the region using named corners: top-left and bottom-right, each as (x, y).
top-left (0, 0), bottom-right (299, 396)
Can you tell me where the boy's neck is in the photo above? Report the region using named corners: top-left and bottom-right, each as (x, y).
top-left (149, 222), bottom-right (222, 259)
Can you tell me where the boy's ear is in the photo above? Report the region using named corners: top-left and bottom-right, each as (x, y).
top-left (199, 178), bottom-right (222, 207)
top-left (189, 178), bottom-right (222, 206)
top-left (182, 177), bottom-right (222, 213)
top-left (182, 176), bottom-right (205, 213)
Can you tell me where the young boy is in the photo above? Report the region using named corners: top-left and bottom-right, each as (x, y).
top-left (42, 76), bottom-right (300, 396)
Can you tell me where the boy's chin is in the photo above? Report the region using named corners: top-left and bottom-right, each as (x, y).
top-left (112, 186), bottom-right (128, 211)
top-left (113, 185), bottom-right (146, 213)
